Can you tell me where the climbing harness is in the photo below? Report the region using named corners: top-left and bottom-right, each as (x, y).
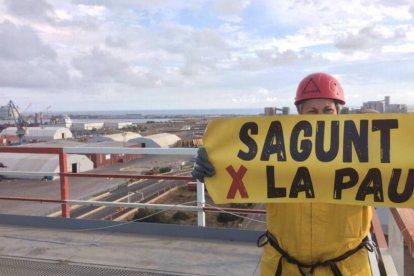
top-left (257, 231), bottom-right (374, 276)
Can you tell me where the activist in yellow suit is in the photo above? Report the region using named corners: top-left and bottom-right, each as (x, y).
top-left (261, 203), bottom-right (372, 275)
top-left (192, 73), bottom-right (373, 275)
top-left (259, 74), bottom-right (373, 275)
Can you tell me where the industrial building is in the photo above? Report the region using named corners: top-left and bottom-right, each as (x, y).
top-left (263, 106), bottom-right (290, 115)
top-left (88, 132), bottom-right (141, 143)
top-left (0, 152), bottom-right (93, 180)
top-left (0, 134), bottom-right (20, 146)
top-left (81, 141), bottom-right (142, 168)
top-left (103, 121), bottom-right (133, 129)
top-left (71, 122), bottom-right (104, 131)
top-left (128, 133), bottom-right (181, 148)
top-left (361, 96), bottom-right (407, 113)
top-left (17, 140), bottom-right (142, 169)
top-left (0, 127), bottom-right (73, 142)
top-left (0, 102), bottom-right (19, 120)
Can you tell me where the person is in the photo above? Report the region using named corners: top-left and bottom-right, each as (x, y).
top-left (192, 72), bottom-right (373, 276)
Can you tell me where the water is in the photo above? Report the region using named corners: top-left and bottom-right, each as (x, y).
top-left (53, 108), bottom-right (264, 117)
top-left (70, 118), bottom-right (171, 124)
top-left (0, 109), bottom-right (265, 126)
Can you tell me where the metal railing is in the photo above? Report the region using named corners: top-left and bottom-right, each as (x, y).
top-left (0, 146), bottom-right (265, 226)
top-left (0, 146), bottom-right (413, 274)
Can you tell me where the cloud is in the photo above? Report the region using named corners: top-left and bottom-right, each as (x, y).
top-left (4, 0), bottom-right (54, 22)
top-left (105, 36), bottom-right (128, 48)
top-left (256, 48), bottom-right (318, 65)
top-left (0, 0), bottom-right (413, 111)
top-left (153, 24), bottom-right (229, 77)
top-left (334, 26), bottom-right (403, 53)
top-left (72, 0), bottom-right (203, 15)
top-left (214, 0), bottom-right (250, 22)
top-left (0, 60), bottom-right (69, 88)
top-left (378, 0), bottom-right (413, 7)
top-left (72, 47), bottom-right (161, 88)
top-left (0, 21), bottom-right (56, 61)
top-left (260, 0), bottom-right (412, 31)
top-left (231, 88), bottom-right (278, 104)
top-left (0, 21), bottom-right (70, 89)
top-left (236, 47), bottom-right (323, 71)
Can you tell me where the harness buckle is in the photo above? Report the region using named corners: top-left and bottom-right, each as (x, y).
top-left (256, 232), bottom-right (268, 247)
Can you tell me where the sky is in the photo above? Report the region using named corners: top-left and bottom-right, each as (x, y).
top-left (0, 0), bottom-right (413, 113)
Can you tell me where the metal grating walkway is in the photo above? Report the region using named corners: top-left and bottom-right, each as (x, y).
top-left (0, 257), bottom-right (184, 276)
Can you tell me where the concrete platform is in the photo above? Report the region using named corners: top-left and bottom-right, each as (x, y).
top-left (0, 214), bottom-right (262, 276)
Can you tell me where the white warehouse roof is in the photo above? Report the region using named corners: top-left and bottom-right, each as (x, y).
top-left (1, 127), bottom-right (73, 141)
top-left (0, 153), bottom-right (93, 180)
top-left (128, 133), bottom-right (181, 148)
top-left (103, 122), bottom-right (133, 129)
top-left (88, 132), bottom-right (142, 143)
top-left (18, 140), bottom-right (138, 149)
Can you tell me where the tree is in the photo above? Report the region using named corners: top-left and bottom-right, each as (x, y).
top-left (172, 211), bottom-right (190, 221)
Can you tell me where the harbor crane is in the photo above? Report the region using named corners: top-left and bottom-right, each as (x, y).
top-left (6, 100), bottom-right (28, 144)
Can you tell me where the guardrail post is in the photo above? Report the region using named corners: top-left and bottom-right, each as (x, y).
top-left (59, 149), bottom-right (70, 218)
top-left (196, 179), bottom-right (205, 227)
top-left (389, 209), bottom-right (404, 275)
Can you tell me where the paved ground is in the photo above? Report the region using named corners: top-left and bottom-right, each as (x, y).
top-left (0, 218), bottom-right (262, 276)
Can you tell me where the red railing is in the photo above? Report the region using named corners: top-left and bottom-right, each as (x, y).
top-left (391, 208), bottom-right (414, 257)
top-left (0, 147), bottom-right (70, 217)
top-left (0, 146), bottom-right (265, 218)
top-left (0, 145), bottom-right (413, 274)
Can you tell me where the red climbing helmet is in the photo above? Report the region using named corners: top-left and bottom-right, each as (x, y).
top-left (295, 72), bottom-right (345, 105)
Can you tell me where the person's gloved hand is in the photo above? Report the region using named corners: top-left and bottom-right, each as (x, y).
top-left (191, 147), bottom-right (215, 182)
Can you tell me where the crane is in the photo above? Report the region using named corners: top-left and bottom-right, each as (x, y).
top-left (23, 103), bottom-right (32, 113)
top-left (7, 101), bottom-right (28, 144)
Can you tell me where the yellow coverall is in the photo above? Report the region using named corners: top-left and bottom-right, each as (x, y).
top-left (260, 203), bottom-right (373, 275)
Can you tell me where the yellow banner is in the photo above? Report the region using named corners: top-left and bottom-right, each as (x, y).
top-left (203, 114), bottom-right (414, 207)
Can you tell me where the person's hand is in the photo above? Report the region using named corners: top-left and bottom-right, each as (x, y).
top-left (191, 147), bottom-right (215, 182)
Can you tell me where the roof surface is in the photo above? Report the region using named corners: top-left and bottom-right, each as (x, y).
top-left (0, 215), bottom-right (262, 276)
top-left (1, 127), bottom-right (72, 138)
top-left (128, 133), bottom-right (181, 148)
top-left (89, 132), bottom-right (142, 143)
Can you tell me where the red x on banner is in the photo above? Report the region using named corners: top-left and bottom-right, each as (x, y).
top-left (226, 165), bottom-right (249, 199)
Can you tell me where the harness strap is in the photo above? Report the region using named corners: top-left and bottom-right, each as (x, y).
top-left (257, 231), bottom-right (373, 276)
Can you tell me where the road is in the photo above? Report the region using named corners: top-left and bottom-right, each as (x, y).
top-left (71, 177), bottom-right (187, 220)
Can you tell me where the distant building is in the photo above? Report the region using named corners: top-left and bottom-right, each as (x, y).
top-left (71, 122), bottom-right (104, 131)
top-left (0, 134), bottom-right (20, 146)
top-left (361, 96), bottom-right (407, 113)
top-left (49, 115), bottom-right (72, 128)
top-left (17, 140), bottom-right (142, 169)
top-left (264, 107), bottom-right (276, 115)
top-left (88, 132), bottom-right (142, 143)
top-left (361, 101), bottom-right (384, 113)
top-left (385, 96), bottom-right (407, 113)
top-left (0, 152), bottom-right (93, 180)
top-left (0, 127), bottom-right (73, 142)
top-left (264, 107), bottom-right (290, 115)
top-left (103, 122), bottom-right (133, 129)
top-left (81, 141), bottom-right (142, 168)
top-left (0, 104), bottom-right (18, 120)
